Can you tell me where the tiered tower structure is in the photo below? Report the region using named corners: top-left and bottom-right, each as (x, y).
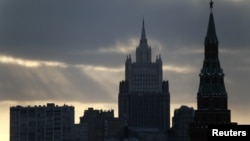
top-left (189, 1), bottom-right (236, 141)
top-left (118, 19), bottom-right (170, 132)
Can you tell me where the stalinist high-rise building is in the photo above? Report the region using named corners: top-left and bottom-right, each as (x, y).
top-left (118, 19), bottom-right (170, 132)
top-left (189, 1), bottom-right (237, 141)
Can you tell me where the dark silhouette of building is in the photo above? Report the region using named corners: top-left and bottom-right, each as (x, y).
top-left (189, 1), bottom-right (237, 141)
top-left (79, 107), bottom-right (123, 141)
top-left (118, 19), bottom-right (170, 133)
top-left (73, 123), bottom-right (88, 141)
top-left (107, 123), bottom-right (140, 141)
top-left (172, 105), bottom-right (194, 141)
top-left (10, 103), bottom-right (74, 141)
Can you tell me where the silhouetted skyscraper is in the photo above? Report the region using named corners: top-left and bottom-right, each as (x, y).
top-left (189, 1), bottom-right (236, 141)
top-left (118, 19), bottom-right (170, 132)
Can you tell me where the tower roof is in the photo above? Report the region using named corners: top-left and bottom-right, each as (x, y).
top-left (140, 18), bottom-right (147, 44)
top-left (198, 0), bottom-right (227, 96)
top-left (136, 18), bottom-right (152, 63)
top-left (205, 0), bottom-right (218, 45)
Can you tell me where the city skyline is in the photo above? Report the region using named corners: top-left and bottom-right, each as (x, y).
top-left (0, 0), bottom-right (250, 141)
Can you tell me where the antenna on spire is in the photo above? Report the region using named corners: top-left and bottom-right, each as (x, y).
top-left (210, 0), bottom-right (214, 12)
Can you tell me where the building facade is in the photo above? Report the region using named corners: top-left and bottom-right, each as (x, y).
top-left (172, 105), bottom-right (194, 141)
top-left (118, 19), bottom-right (170, 132)
top-left (189, 1), bottom-right (237, 141)
top-left (73, 123), bottom-right (88, 141)
top-left (79, 107), bottom-right (123, 141)
top-left (10, 103), bottom-right (74, 141)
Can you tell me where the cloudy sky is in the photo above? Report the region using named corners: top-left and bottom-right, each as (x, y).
top-left (0, 0), bottom-right (250, 140)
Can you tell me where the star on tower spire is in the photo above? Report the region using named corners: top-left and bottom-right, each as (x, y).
top-left (210, 0), bottom-right (214, 13)
top-left (205, 0), bottom-right (218, 46)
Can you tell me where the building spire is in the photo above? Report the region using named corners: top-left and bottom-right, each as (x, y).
top-left (199, 0), bottom-right (226, 97)
top-left (205, 0), bottom-right (218, 46)
top-left (210, 0), bottom-right (214, 13)
top-left (140, 18), bottom-right (147, 44)
top-left (136, 18), bottom-right (151, 63)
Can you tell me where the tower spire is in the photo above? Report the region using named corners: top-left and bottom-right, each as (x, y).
top-left (136, 18), bottom-right (151, 63)
top-left (210, 0), bottom-right (214, 13)
top-left (140, 18), bottom-right (147, 44)
top-left (200, 0), bottom-right (226, 97)
top-left (205, 0), bottom-right (218, 46)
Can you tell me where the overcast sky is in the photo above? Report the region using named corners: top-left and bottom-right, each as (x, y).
top-left (0, 0), bottom-right (250, 140)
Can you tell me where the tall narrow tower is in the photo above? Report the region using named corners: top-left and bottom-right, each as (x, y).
top-left (189, 1), bottom-right (236, 141)
top-left (118, 19), bottom-right (170, 132)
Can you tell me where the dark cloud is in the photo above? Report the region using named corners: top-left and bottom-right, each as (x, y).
top-left (0, 0), bottom-right (249, 65)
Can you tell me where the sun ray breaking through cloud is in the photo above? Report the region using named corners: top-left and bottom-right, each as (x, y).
top-left (0, 54), bottom-right (67, 68)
